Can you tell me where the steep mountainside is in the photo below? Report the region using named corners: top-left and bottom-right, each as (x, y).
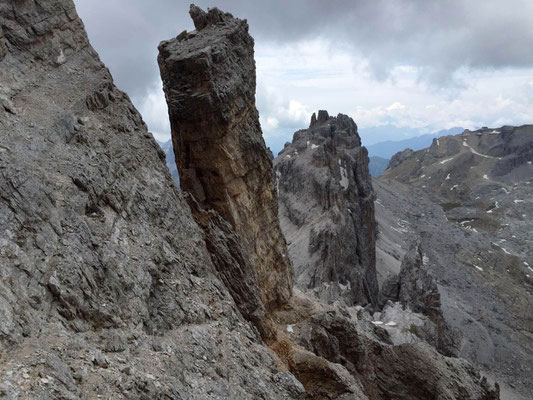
top-left (0, 2), bottom-right (301, 398)
top-left (377, 127), bottom-right (533, 398)
top-left (274, 111), bottom-right (378, 306)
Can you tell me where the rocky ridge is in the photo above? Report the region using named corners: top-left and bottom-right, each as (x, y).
top-left (274, 111), bottom-right (379, 306)
top-left (380, 242), bottom-right (460, 357)
top-left (272, 109), bottom-right (498, 398)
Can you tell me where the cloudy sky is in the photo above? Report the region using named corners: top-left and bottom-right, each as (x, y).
top-left (73, 0), bottom-right (533, 153)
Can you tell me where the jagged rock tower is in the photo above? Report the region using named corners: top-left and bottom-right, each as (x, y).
top-left (158, 5), bottom-right (293, 311)
top-left (274, 111), bottom-right (379, 306)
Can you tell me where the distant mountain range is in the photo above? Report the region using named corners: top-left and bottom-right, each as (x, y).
top-left (369, 156), bottom-right (389, 177)
top-left (366, 127), bottom-right (464, 159)
top-left (366, 127), bottom-right (464, 176)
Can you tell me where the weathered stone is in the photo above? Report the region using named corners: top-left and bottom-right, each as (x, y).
top-left (380, 242), bottom-right (461, 356)
top-left (158, 5), bottom-right (293, 311)
top-left (271, 338), bottom-right (369, 400)
top-left (387, 147), bottom-right (415, 170)
top-left (295, 309), bottom-right (499, 400)
top-left (378, 273), bottom-right (400, 306)
top-left (0, 1), bottom-right (301, 398)
top-left (184, 192), bottom-right (270, 339)
top-left (317, 109), bottom-right (330, 123)
top-left (274, 112), bottom-right (379, 306)
top-left (0, 26), bottom-right (6, 61)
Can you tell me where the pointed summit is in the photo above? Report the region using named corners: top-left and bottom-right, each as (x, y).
top-left (310, 112), bottom-right (317, 127)
top-left (189, 4), bottom-right (234, 31)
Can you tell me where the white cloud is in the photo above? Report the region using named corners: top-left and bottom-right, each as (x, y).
top-left (132, 41), bottom-right (533, 151)
top-left (261, 116), bottom-right (279, 131)
top-left (135, 82), bottom-right (170, 142)
top-left (386, 102), bottom-right (406, 111)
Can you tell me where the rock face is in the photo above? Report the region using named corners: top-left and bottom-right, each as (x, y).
top-left (158, 5), bottom-right (292, 311)
top-left (376, 127), bottom-right (533, 398)
top-left (274, 112), bottom-right (378, 306)
top-left (380, 242), bottom-right (460, 357)
top-left (0, 2), bottom-right (303, 398)
top-left (184, 193), bottom-right (269, 338)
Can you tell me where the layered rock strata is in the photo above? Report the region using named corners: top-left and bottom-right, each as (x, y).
top-left (0, 2), bottom-right (301, 398)
top-left (158, 5), bottom-right (292, 312)
top-left (274, 112), bottom-right (378, 306)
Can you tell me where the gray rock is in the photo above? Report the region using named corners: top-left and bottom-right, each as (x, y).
top-left (185, 193), bottom-right (269, 339)
top-left (274, 112), bottom-right (379, 307)
top-left (0, 1), bottom-right (302, 398)
top-left (287, 308), bottom-right (499, 400)
top-left (158, 4), bottom-right (293, 313)
top-left (395, 242), bottom-right (461, 357)
top-left (376, 126), bottom-right (533, 397)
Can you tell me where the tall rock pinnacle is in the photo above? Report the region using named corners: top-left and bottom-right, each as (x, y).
top-left (274, 112), bottom-right (379, 306)
top-left (158, 5), bottom-right (293, 311)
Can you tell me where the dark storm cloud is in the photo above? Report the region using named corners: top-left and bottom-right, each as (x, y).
top-left (74, 0), bottom-right (533, 99)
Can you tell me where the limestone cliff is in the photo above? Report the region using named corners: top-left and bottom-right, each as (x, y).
top-left (158, 5), bottom-right (293, 312)
top-left (0, 1), bottom-right (302, 398)
top-left (274, 112), bottom-right (379, 306)
top-left (270, 296), bottom-right (499, 400)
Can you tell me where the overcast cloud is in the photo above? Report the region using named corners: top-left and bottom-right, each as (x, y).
top-left (73, 0), bottom-right (533, 152)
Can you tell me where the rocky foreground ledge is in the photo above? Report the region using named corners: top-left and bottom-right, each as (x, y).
top-left (0, 1), bottom-right (300, 398)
